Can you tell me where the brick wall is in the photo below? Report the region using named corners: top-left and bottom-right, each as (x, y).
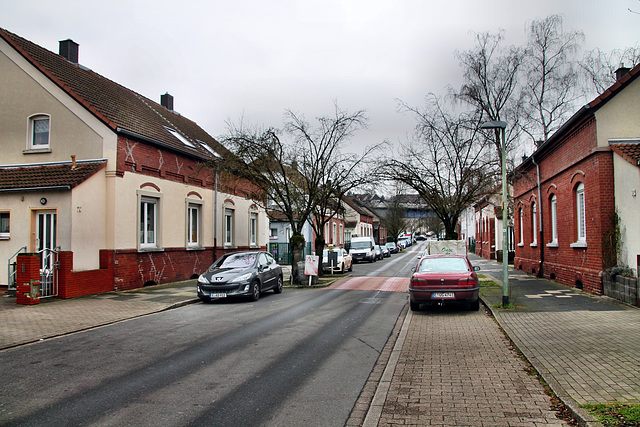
top-left (513, 118), bottom-right (614, 295)
top-left (57, 250), bottom-right (114, 299)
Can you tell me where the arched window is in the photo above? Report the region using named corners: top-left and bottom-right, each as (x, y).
top-left (518, 208), bottom-right (524, 246)
top-left (531, 202), bottom-right (537, 246)
top-left (576, 183), bottom-right (586, 242)
top-left (550, 195), bottom-right (558, 245)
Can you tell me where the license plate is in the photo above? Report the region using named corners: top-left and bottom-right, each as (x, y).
top-left (432, 292), bottom-right (455, 299)
top-left (210, 293), bottom-right (227, 298)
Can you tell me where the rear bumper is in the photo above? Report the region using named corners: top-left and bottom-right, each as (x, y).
top-left (409, 287), bottom-right (479, 304)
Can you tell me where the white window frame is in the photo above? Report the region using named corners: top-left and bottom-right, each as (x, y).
top-left (0, 211), bottom-right (10, 240)
top-left (270, 228), bottom-right (278, 239)
top-left (518, 208), bottom-right (524, 247)
top-left (187, 201), bottom-right (202, 248)
top-left (530, 202), bottom-right (537, 247)
top-left (224, 208), bottom-right (234, 246)
top-left (548, 195), bottom-right (558, 247)
top-left (339, 224), bottom-right (343, 244)
top-left (28, 114), bottom-right (51, 149)
top-left (139, 195), bottom-right (161, 250)
top-left (249, 212), bottom-right (257, 246)
top-left (576, 183), bottom-right (586, 242)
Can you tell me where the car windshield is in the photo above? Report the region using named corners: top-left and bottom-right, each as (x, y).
top-left (217, 253), bottom-right (257, 269)
top-left (418, 257), bottom-right (469, 273)
top-left (351, 241), bottom-right (371, 249)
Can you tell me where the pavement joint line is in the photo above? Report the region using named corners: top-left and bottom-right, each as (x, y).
top-left (362, 307), bottom-right (412, 427)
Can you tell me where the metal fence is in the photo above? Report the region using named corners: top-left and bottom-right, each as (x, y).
top-left (268, 242), bottom-right (313, 265)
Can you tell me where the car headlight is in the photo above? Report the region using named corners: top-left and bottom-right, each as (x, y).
top-left (198, 274), bottom-right (210, 284)
top-left (230, 272), bottom-right (252, 283)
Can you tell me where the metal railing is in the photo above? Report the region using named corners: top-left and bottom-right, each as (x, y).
top-left (7, 246), bottom-right (27, 293)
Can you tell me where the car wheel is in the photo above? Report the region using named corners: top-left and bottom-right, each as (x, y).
top-left (369, 256), bottom-right (374, 263)
top-left (199, 296), bottom-right (211, 303)
top-left (469, 299), bottom-right (480, 311)
top-left (410, 300), bottom-right (420, 311)
top-left (348, 262), bottom-right (352, 272)
top-left (339, 262), bottom-right (344, 274)
top-left (250, 281), bottom-right (260, 301)
top-left (273, 276), bottom-right (283, 294)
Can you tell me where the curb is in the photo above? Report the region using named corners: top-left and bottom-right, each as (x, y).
top-left (480, 296), bottom-right (602, 427)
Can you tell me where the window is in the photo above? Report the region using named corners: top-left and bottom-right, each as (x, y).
top-left (140, 197), bottom-right (158, 249)
top-left (187, 203), bottom-right (201, 247)
top-left (332, 222), bottom-right (337, 245)
top-left (339, 224), bottom-right (343, 244)
top-left (549, 195), bottom-right (558, 246)
top-left (30, 115), bottom-right (50, 148)
top-left (531, 202), bottom-right (537, 246)
top-left (0, 212), bottom-right (9, 239)
top-left (270, 228), bottom-right (278, 239)
top-left (576, 183), bottom-right (586, 242)
top-left (250, 213), bottom-right (257, 246)
top-left (224, 208), bottom-right (234, 246)
top-left (164, 126), bottom-right (195, 148)
top-left (518, 208), bottom-right (524, 246)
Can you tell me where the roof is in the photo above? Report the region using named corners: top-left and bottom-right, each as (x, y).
top-left (516, 63), bottom-right (640, 172)
top-left (0, 160), bottom-right (106, 192)
top-left (0, 27), bottom-right (228, 161)
top-left (610, 141), bottom-right (640, 167)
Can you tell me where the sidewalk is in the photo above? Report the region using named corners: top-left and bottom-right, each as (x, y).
top-left (469, 254), bottom-right (640, 424)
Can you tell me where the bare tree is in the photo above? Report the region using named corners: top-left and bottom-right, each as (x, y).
top-left (580, 45), bottom-right (640, 95)
top-left (521, 15), bottom-right (584, 143)
top-left (383, 95), bottom-right (497, 240)
top-left (218, 105), bottom-right (374, 284)
top-left (383, 184), bottom-right (409, 245)
top-left (455, 31), bottom-right (524, 166)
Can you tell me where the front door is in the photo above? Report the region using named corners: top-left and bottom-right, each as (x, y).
top-left (36, 211), bottom-right (57, 297)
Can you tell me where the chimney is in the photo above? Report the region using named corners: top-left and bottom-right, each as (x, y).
top-left (615, 67), bottom-right (631, 82)
top-left (59, 39), bottom-right (79, 63)
top-left (70, 154), bottom-right (77, 170)
top-left (161, 93), bottom-right (174, 111)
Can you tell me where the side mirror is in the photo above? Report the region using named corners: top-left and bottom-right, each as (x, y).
top-left (474, 266), bottom-right (480, 271)
top-left (411, 267), bottom-right (416, 272)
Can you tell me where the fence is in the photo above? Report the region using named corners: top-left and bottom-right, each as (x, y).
top-left (269, 242), bottom-right (313, 265)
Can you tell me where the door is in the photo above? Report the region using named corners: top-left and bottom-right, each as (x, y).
top-left (36, 211), bottom-right (58, 297)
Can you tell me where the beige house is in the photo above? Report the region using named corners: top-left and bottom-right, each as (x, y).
top-left (0, 28), bottom-right (267, 298)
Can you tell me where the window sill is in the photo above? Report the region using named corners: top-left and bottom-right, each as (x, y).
top-left (0, 235), bottom-right (9, 240)
top-left (23, 148), bottom-right (52, 154)
top-left (530, 243), bottom-right (538, 247)
top-left (517, 243), bottom-right (524, 247)
top-left (570, 241), bottom-right (587, 249)
top-left (546, 242), bottom-right (559, 248)
top-left (138, 247), bottom-right (164, 253)
top-left (187, 246), bottom-right (206, 251)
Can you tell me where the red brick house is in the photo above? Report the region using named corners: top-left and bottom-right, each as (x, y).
top-left (513, 64), bottom-right (640, 295)
top-left (0, 28), bottom-right (266, 299)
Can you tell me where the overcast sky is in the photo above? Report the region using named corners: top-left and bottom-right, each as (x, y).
top-left (3, 0), bottom-right (639, 154)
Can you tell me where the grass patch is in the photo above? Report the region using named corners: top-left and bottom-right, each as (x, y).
top-left (583, 404), bottom-right (640, 426)
top-left (479, 279), bottom-right (501, 288)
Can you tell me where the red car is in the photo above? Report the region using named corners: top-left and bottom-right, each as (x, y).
top-left (409, 255), bottom-right (480, 311)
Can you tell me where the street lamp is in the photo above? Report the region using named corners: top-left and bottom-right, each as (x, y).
top-left (481, 120), bottom-right (509, 307)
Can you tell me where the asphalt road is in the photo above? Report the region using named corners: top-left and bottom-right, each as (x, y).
top-left (0, 252), bottom-right (414, 426)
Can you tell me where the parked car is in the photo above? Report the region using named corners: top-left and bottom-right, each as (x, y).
top-left (197, 251), bottom-right (283, 302)
top-left (322, 247), bottom-right (353, 273)
top-left (373, 245), bottom-right (384, 260)
top-left (385, 242), bottom-right (398, 254)
top-left (409, 255), bottom-right (480, 311)
top-left (379, 244), bottom-right (390, 257)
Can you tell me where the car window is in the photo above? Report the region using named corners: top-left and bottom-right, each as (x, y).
top-left (218, 253), bottom-right (257, 269)
top-left (258, 253), bottom-right (268, 267)
top-left (266, 253), bottom-right (276, 265)
top-left (418, 257), bottom-right (469, 273)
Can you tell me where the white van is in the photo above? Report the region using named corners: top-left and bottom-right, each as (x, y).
top-left (349, 236), bottom-right (376, 263)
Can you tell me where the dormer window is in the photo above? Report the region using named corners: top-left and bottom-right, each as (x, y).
top-left (164, 126), bottom-right (195, 148)
top-left (29, 115), bottom-right (50, 149)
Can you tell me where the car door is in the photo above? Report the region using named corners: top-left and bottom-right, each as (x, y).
top-left (258, 252), bottom-right (275, 289)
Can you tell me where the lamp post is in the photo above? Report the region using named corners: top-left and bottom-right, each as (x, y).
top-left (481, 120), bottom-right (509, 307)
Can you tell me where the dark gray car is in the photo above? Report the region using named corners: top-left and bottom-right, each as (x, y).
top-left (197, 251), bottom-right (283, 302)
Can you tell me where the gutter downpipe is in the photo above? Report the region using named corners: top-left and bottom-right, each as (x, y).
top-left (531, 155), bottom-right (544, 276)
top-left (214, 172), bottom-right (218, 258)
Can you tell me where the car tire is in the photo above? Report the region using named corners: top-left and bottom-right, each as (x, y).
top-left (369, 256), bottom-right (374, 263)
top-left (410, 300), bottom-right (420, 311)
top-left (339, 263), bottom-right (344, 274)
top-left (199, 296), bottom-right (211, 303)
top-left (250, 281), bottom-right (260, 301)
top-left (348, 263), bottom-right (352, 272)
top-left (273, 276), bottom-right (283, 294)
top-left (469, 299), bottom-right (480, 311)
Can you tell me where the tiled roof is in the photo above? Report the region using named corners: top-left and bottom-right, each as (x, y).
top-left (0, 161), bottom-right (106, 191)
top-left (610, 141), bottom-right (640, 167)
top-left (0, 27), bottom-right (228, 161)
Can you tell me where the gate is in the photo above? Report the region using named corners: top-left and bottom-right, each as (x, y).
top-left (7, 246), bottom-right (27, 294)
top-left (38, 246), bottom-right (59, 298)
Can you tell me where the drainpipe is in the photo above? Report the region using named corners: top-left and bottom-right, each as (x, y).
top-left (531, 156), bottom-right (544, 276)
top-left (214, 172), bottom-right (218, 258)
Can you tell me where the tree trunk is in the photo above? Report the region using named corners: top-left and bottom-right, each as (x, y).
top-left (290, 234), bottom-right (306, 285)
top-left (314, 236), bottom-right (326, 277)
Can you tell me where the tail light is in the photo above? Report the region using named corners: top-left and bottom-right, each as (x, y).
top-left (411, 277), bottom-right (426, 287)
top-left (458, 276), bottom-right (477, 288)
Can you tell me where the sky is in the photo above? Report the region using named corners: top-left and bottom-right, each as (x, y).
top-left (3, 0), bottom-right (639, 155)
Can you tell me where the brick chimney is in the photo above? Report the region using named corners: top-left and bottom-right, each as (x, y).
top-left (161, 93), bottom-right (174, 111)
top-left (615, 67), bottom-right (631, 81)
top-left (59, 39), bottom-right (79, 63)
